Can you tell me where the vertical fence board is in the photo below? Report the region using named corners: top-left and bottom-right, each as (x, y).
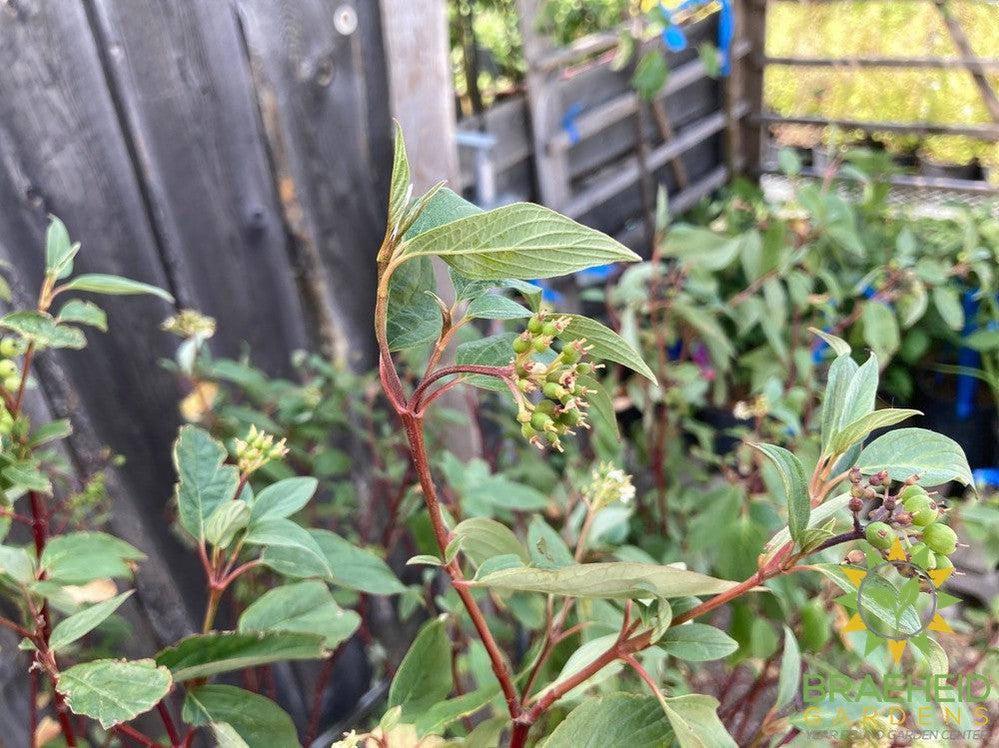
top-left (234, 0), bottom-right (388, 370)
top-left (86, 0), bottom-right (311, 374)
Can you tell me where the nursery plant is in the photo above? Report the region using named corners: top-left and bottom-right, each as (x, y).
top-left (336, 125), bottom-right (976, 746)
top-left (0, 219), bottom-right (407, 746)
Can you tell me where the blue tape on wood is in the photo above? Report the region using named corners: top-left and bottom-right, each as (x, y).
top-left (561, 102), bottom-right (583, 146)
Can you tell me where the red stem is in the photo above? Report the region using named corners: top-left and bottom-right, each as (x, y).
top-left (304, 641), bottom-right (347, 745)
top-left (114, 721), bottom-right (163, 747)
top-left (157, 700), bottom-right (183, 747)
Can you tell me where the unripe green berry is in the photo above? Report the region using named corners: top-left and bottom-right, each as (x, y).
top-left (3, 376), bottom-right (20, 392)
top-left (0, 338), bottom-right (18, 358)
top-left (542, 382), bottom-right (565, 400)
top-left (536, 399), bottom-right (557, 415)
top-left (0, 360), bottom-right (17, 379)
top-left (527, 317), bottom-right (544, 334)
top-left (911, 505), bottom-right (938, 527)
top-left (512, 337), bottom-right (530, 354)
top-left (560, 345), bottom-right (581, 364)
top-left (561, 408), bottom-right (581, 426)
top-left (898, 484), bottom-right (928, 504)
top-left (542, 322), bottom-right (557, 337)
top-left (908, 542), bottom-right (935, 570)
top-left (922, 523), bottom-right (957, 556)
top-left (532, 337), bottom-right (549, 353)
top-left (865, 522), bottom-right (894, 550)
top-left (933, 555), bottom-right (953, 571)
top-left (530, 412), bottom-right (553, 431)
top-left (521, 423), bottom-right (536, 440)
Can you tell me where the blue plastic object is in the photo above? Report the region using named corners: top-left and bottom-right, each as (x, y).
top-left (561, 102), bottom-right (583, 146)
top-left (973, 467), bottom-right (999, 490)
top-left (657, 0), bottom-right (734, 75)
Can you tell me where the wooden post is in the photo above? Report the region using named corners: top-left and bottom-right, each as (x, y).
top-left (740, 0), bottom-right (768, 178)
top-left (379, 0), bottom-right (459, 189)
top-left (517, 0), bottom-right (572, 210)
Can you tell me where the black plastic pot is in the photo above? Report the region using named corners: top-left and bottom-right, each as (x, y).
top-left (920, 157), bottom-right (986, 182)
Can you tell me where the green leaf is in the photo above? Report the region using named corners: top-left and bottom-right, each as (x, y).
top-left (455, 333), bottom-right (517, 391)
top-left (49, 591), bottom-right (133, 653)
top-left (238, 580), bottom-right (360, 650)
top-left (388, 122), bottom-right (412, 229)
top-left (204, 500), bottom-right (251, 549)
top-left (56, 299), bottom-right (107, 331)
top-left (660, 623), bottom-right (738, 661)
top-left (541, 633), bottom-right (623, 697)
top-left (558, 315), bottom-right (656, 383)
top-left (173, 426), bottom-right (240, 541)
top-left (155, 631), bottom-right (324, 681)
top-left (752, 444), bottom-right (810, 546)
top-left (820, 353), bottom-right (859, 452)
top-left (0, 544), bottom-right (35, 584)
top-left (466, 293), bottom-right (532, 320)
top-left (777, 148), bottom-right (803, 177)
top-left (579, 374), bottom-right (620, 441)
top-left (400, 203), bottom-right (640, 281)
top-left (763, 493), bottom-right (851, 563)
top-left (828, 408), bottom-right (921, 455)
top-left (835, 354), bottom-right (880, 433)
top-left (41, 532), bottom-right (144, 584)
top-left (0, 311), bottom-right (86, 350)
top-left (61, 273), bottom-right (173, 302)
top-left (632, 49), bottom-right (669, 100)
top-left (964, 329), bottom-right (999, 352)
top-left (541, 693), bottom-right (674, 747)
top-left (183, 685), bottom-right (298, 748)
top-left (415, 684), bottom-right (501, 737)
top-left (469, 561), bottom-right (742, 600)
top-left (312, 529), bottom-right (406, 595)
top-left (809, 327), bottom-right (851, 357)
top-left (660, 693), bottom-right (736, 748)
top-left (775, 626), bottom-right (801, 709)
top-left (28, 419), bottom-right (72, 447)
top-left (861, 301), bottom-right (899, 361)
top-left (245, 519), bottom-right (329, 573)
top-left (661, 226), bottom-right (740, 271)
top-left (249, 477), bottom-right (318, 523)
top-left (57, 659), bottom-right (171, 729)
top-left (404, 187), bottom-right (481, 241)
top-left (46, 216), bottom-right (79, 280)
top-left (448, 517), bottom-right (529, 567)
top-left (527, 515), bottom-right (574, 569)
top-left (386, 255), bottom-right (442, 352)
top-left (855, 428), bottom-right (974, 487)
top-left (388, 617), bottom-right (453, 718)
top-left (3, 461), bottom-right (52, 493)
top-left (932, 285), bottom-right (964, 331)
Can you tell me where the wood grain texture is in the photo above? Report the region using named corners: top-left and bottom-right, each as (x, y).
top-left (86, 0), bottom-right (311, 375)
top-left (235, 0), bottom-right (387, 369)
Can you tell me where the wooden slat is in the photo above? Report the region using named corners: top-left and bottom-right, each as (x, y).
top-left (86, 0), bottom-right (311, 376)
top-left (935, 0), bottom-right (999, 122)
top-left (763, 166), bottom-right (999, 195)
top-left (549, 40), bottom-right (751, 153)
top-left (565, 103), bottom-right (749, 218)
top-left (759, 114), bottom-right (999, 140)
top-left (764, 55), bottom-right (999, 70)
top-left (536, 29), bottom-right (620, 73)
top-left (234, 0), bottom-right (390, 370)
top-left (0, 0), bottom-right (201, 690)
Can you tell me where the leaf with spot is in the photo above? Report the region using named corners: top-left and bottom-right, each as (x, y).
top-left (57, 659), bottom-right (171, 729)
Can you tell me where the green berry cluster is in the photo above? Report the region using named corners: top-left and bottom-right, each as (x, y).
top-left (852, 469), bottom-right (957, 571)
top-left (0, 336), bottom-right (27, 435)
top-left (234, 425), bottom-right (289, 475)
top-left (511, 311), bottom-right (599, 452)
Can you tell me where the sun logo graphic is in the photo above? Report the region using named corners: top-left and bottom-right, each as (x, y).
top-left (836, 535), bottom-right (959, 665)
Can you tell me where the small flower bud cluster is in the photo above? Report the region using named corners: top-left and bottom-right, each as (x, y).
top-left (0, 336), bottom-right (27, 404)
top-left (162, 309), bottom-right (216, 339)
top-left (512, 311), bottom-right (599, 452)
top-left (583, 462), bottom-right (636, 510)
top-left (235, 425), bottom-right (288, 475)
top-left (852, 469), bottom-right (957, 571)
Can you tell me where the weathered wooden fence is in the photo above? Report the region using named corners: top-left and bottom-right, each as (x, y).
top-left (457, 8), bottom-right (753, 247)
top-left (0, 0), bottom-right (390, 741)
